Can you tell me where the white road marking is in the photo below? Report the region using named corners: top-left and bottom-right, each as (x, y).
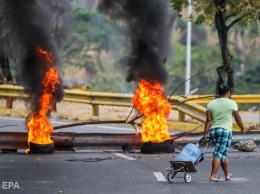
top-left (75, 150), bottom-right (103, 153)
top-left (196, 178), bottom-right (249, 184)
top-left (228, 178), bottom-right (249, 182)
top-left (0, 116), bottom-right (24, 121)
top-left (0, 116), bottom-right (67, 124)
top-left (154, 172), bottom-right (166, 182)
top-left (114, 153), bottom-right (136, 160)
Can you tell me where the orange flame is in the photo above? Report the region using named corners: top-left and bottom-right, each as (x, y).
top-left (26, 47), bottom-right (59, 152)
top-left (132, 79), bottom-right (171, 143)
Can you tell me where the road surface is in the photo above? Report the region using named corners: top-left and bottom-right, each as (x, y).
top-left (0, 146), bottom-right (260, 194)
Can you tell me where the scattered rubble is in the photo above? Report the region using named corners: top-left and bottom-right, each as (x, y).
top-left (233, 140), bottom-right (257, 152)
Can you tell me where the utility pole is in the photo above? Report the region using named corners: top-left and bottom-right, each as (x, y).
top-left (185, 0), bottom-right (192, 96)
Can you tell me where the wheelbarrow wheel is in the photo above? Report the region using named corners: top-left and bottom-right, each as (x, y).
top-left (167, 171), bottom-right (177, 183)
top-left (184, 173), bottom-right (192, 183)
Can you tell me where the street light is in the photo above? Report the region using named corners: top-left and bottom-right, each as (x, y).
top-left (185, 0), bottom-right (192, 96)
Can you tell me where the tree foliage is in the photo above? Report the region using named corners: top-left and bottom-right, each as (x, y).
top-left (172, 0), bottom-right (260, 25)
top-left (165, 42), bottom-right (222, 95)
top-left (60, 8), bottom-right (127, 91)
top-left (171, 0), bottom-right (260, 94)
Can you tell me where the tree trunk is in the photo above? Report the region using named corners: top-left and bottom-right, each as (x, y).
top-left (214, 0), bottom-right (234, 95)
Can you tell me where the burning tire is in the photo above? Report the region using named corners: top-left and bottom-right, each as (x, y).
top-left (140, 140), bottom-right (175, 154)
top-left (28, 142), bottom-right (55, 154)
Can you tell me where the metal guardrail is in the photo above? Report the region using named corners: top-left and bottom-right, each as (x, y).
top-left (185, 95), bottom-right (260, 104)
top-left (0, 85), bottom-right (259, 105)
top-left (0, 85), bottom-right (133, 116)
top-left (0, 85), bottom-right (259, 131)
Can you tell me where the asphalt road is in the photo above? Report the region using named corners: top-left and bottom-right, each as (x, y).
top-left (0, 115), bottom-right (260, 194)
top-left (0, 112), bottom-right (259, 134)
top-left (0, 147), bottom-right (260, 194)
top-left (0, 116), bottom-right (136, 134)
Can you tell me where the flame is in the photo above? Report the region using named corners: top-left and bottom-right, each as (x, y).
top-left (132, 79), bottom-right (171, 143)
top-left (26, 47), bottom-right (59, 152)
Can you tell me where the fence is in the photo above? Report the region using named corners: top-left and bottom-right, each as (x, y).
top-left (0, 84), bottom-right (259, 131)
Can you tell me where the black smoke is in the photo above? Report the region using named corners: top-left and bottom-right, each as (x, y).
top-left (98, 0), bottom-right (172, 85)
top-left (39, 0), bottom-right (72, 48)
top-left (0, 0), bottom-right (66, 115)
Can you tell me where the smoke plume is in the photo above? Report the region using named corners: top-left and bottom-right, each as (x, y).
top-left (39, 0), bottom-right (72, 47)
top-left (98, 0), bottom-right (173, 85)
top-left (0, 0), bottom-right (67, 114)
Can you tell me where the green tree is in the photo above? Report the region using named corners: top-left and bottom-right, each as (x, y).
top-left (165, 42), bottom-right (223, 95)
top-left (60, 8), bottom-right (127, 91)
top-left (171, 0), bottom-right (260, 94)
